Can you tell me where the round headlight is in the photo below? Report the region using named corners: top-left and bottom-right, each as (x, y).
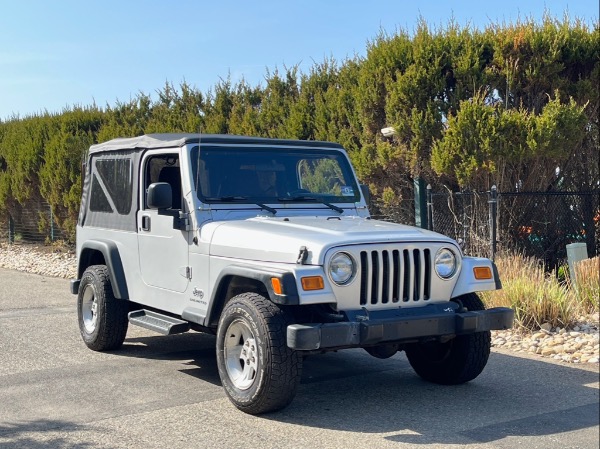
top-left (435, 248), bottom-right (457, 279)
top-left (329, 252), bottom-right (355, 285)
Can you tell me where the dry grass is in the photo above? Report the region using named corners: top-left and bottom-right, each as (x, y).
top-left (573, 256), bottom-right (600, 314)
top-left (481, 253), bottom-right (599, 331)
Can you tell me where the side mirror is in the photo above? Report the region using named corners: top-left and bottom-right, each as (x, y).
top-left (360, 184), bottom-right (371, 206)
top-left (147, 182), bottom-right (172, 210)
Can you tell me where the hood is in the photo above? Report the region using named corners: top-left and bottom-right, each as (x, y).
top-left (205, 216), bottom-right (456, 265)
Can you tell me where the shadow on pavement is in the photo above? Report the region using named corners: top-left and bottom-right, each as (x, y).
top-left (270, 350), bottom-right (600, 446)
top-left (115, 332), bottom-right (222, 386)
top-left (97, 331), bottom-right (599, 446)
top-left (0, 420), bottom-right (92, 449)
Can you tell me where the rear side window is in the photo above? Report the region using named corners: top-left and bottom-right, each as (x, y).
top-left (89, 176), bottom-right (113, 212)
top-left (89, 158), bottom-right (133, 215)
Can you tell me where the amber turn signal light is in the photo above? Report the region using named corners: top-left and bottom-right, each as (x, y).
top-left (473, 266), bottom-right (492, 280)
top-left (271, 278), bottom-right (283, 295)
top-left (301, 276), bottom-right (324, 291)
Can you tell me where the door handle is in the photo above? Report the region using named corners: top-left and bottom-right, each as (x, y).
top-left (141, 215), bottom-right (151, 231)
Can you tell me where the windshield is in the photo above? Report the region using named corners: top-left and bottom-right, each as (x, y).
top-left (193, 146), bottom-right (360, 204)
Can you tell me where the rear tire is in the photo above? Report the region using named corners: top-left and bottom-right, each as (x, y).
top-left (405, 293), bottom-right (491, 385)
top-left (216, 292), bottom-right (302, 414)
top-left (77, 265), bottom-right (129, 351)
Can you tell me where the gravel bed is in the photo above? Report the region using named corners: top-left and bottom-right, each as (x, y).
top-left (0, 243), bottom-right (76, 279)
top-left (1, 243), bottom-right (598, 365)
top-left (492, 322), bottom-right (599, 365)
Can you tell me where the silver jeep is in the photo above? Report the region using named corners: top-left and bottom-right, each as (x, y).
top-left (71, 133), bottom-right (513, 414)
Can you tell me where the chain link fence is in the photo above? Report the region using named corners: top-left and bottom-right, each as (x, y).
top-left (428, 188), bottom-right (600, 269)
top-left (3, 187), bottom-right (598, 270)
top-left (370, 195), bottom-right (416, 225)
top-left (2, 200), bottom-right (68, 244)
top-left (0, 215), bottom-right (7, 241)
top-left (498, 191), bottom-right (599, 268)
top-left (429, 189), bottom-right (493, 257)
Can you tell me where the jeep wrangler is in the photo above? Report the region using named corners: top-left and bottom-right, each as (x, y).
top-left (71, 133), bottom-right (513, 414)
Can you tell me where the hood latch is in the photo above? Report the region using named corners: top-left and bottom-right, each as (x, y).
top-left (297, 246), bottom-right (309, 264)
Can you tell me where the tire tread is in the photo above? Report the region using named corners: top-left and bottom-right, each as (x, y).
top-left (406, 293), bottom-right (491, 385)
top-left (217, 292), bottom-right (302, 414)
top-left (78, 265), bottom-right (128, 351)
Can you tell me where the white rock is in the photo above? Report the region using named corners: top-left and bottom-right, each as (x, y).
top-left (541, 347), bottom-right (556, 356)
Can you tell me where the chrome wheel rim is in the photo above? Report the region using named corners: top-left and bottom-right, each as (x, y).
top-left (224, 319), bottom-right (258, 390)
top-left (81, 284), bottom-right (98, 333)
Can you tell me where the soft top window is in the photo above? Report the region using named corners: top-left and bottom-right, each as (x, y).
top-left (93, 159), bottom-right (133, 215)
top-left (82, 150), bottom-right (140, 232)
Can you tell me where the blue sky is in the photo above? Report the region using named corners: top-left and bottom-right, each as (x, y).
top-left (0, 0), bottom-right (597, 120)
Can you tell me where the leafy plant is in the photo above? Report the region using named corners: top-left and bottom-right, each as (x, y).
top-left (0, 14), bottom-right (597, 242)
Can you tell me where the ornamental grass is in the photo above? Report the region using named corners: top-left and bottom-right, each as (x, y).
top-left (481, 254), bottom-right (599, 331)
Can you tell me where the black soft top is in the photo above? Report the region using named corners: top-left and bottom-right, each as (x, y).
top-left (88, 133), bottom-right (345, 154)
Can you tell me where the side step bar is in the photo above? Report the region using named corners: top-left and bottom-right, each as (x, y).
top-left (128, 310), bottom-right (190, 335)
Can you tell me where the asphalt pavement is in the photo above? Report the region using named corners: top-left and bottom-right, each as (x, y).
top-left (0, 268), bottom-right (598, 449)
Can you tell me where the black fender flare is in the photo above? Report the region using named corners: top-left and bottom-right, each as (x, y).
top-left (205, 264), bottom-right (299, 327)
top-left (78, 239), bottom-right (129, 299)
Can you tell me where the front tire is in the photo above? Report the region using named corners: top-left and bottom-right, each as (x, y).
top-left (405, 293), bottom-right (491, 385)
top-left (216, 292), bottom-right (302, 414)
top-left (77, 265), bottom-right (129, 351)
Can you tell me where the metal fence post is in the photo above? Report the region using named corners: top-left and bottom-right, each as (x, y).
top-left (49, 204), bottom-right (55, 242)
top-left (426, 184), bottom-right (433, 231)
top-left (461, 192), bottom-right (468, 247)
top-left (489, 185), bottom-right (498, 261)
top-left (8, 214), bottom-right (15, 244)
top-left (414, 177), bottom-right (428, 229)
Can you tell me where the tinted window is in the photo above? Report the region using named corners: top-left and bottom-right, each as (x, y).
top-left (95, 159), bottom-right (133, 214)
top-left (144, 155), bottom-right (181, 209)
top-left (89, 175), bottom-right (113, 212)
top-left (196, 147), bottom-right (359, 203)
top-left (298, 158), bottom-right (351, 196)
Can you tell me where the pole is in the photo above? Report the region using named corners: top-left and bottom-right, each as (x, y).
top-left (8, 214), bottom-right (14, 244)
top-left (414, 178), bottom-right (428, 229)
top-left (426, 184), bottom-right (433, 231)
top-left (489, 185), bottom-right (498, 261)
top-left (461, 192), bottom-right (467, 247)
top-left (49, 205), bottom-right (54, 242)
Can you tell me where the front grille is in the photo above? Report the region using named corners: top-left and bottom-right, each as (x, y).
top-left (359, 249), bottom-right (431, 305)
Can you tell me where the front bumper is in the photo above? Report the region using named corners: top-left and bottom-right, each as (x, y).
top-left (287, 306), bottom-right (514, 350)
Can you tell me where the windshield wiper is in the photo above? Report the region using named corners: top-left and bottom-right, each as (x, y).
top-left (204, 196), bottom-right (247, 201)
top-left (204, 196), bottom-right (276, 215)
top-left (255, 203), bottom-right (277, 215)
top-left (278, 195), bottom-right (343, 214)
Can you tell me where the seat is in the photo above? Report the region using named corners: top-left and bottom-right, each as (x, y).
top-left (158, 166), bottom-right (182, 209)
